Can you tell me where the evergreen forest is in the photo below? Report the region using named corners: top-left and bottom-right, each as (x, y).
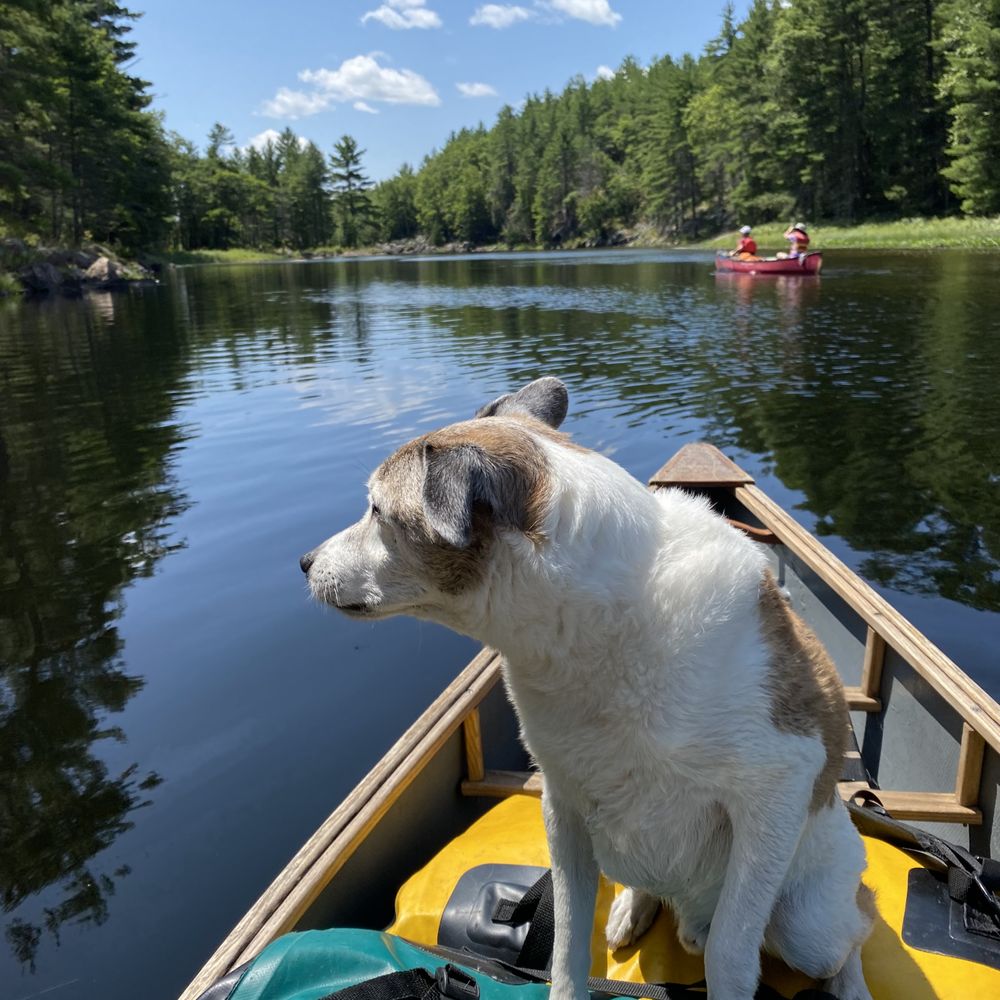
top-left (3, 0), bottom-right (1000, 255)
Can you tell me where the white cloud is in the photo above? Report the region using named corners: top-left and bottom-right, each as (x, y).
top-left (260, 87), bottom-right (330, 119)
top-left (595, 64), bottom-right (615, 80)
top-left (354, 101), bottom-right (380, 114)
top-left (470, 4), bottom-right (534, 28)
top-left (456, 81), bottom-right (498, 98)
top-left (260, 54), bottom-right (440, 119)
top-left (301, 56), bottom-right (440, 105)
top-left (548, 0), bottom-right (621, 26)
top-left (362, 0), bottom-right (441, 29)
top-left (244, 129), bottom-right (311, 152)
top-left (247, 128), bottom-right (282, 151)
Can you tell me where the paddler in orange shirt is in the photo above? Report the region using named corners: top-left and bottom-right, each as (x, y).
top-left (731, 225), bottom-right (759, 260)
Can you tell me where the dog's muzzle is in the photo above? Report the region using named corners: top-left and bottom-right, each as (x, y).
top-left (299, 549), bottom-right (316, 574)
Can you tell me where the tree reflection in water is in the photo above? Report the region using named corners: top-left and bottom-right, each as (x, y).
top-left (0, 292), bottom-right (183, 969)
top-left (707, 258), bottom-right (1000, 612)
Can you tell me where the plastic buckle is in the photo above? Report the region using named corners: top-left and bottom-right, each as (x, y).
top-left (435, 964), bottom-right (480, 1000)
top-left (971, 872), bottom-right (1000, 924)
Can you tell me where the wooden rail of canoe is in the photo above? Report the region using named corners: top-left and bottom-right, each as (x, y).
top-left (179, 443), bottom-right (1000, 1000)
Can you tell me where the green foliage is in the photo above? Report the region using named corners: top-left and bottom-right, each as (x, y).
top-left (330, 134), bottom-right (375, 248)
top-left (937, 0), bottom-right (1000, 214)
top-left (372, 164), bottom-right (418, 241)
top-left (3, 0), bottom-right (1000, 256)
top-left (0, 0), bottom-right (171, 250)
top-left (361, 0), bottom-right (983, 249)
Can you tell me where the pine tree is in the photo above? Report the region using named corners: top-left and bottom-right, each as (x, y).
top-left (937, 0), bottom-right (1000, 213)
top-left (329, 135), bottom-right (374, 248)
top-left (0, 0), bottom-right (172, 248)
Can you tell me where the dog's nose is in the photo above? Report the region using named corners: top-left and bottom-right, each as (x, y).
top-left (299, 550), bottom-right (316, 574)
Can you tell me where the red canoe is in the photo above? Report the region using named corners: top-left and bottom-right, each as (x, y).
top-left (715, 250), bottom-right (822, 274)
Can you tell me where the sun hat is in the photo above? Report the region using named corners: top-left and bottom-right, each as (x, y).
top-left (794, 222), bottom-right (808, 232)
top-left (739, 225), bottom-right (752, 235)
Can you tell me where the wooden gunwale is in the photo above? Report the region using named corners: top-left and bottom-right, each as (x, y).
top-left (179, 647), bottom-right (503, 1000)
top-left (732, 482), bottom-right (1000, 754)
top-left (649, 443), bottom-right (1000, 756)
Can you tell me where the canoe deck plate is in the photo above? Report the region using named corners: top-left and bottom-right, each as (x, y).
top-left (649, 443), bottom-right (755, 489)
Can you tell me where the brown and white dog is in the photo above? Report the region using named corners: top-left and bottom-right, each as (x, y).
top-left (301, 377), bottom-right (874, 1000)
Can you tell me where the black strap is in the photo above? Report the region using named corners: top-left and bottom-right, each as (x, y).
top-left (320, 968), bottom-right (439, 1000)
top-left (498, 960), bottom-right (828, 1000)
top-left (494, 960), bottom-right (704, 1000)
top-left (847, 792), bottom-right (1000, 934)
top-left (492, 870), bottom-right (556, 971)
top-left (321, 965), bottom-right (481, 1000)
top-left (493, 871), bottom-right (552, 927)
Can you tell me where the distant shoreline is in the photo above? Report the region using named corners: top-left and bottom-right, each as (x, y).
top-left (5, 216), bottom-right (1000, 296)
top-left (158, 216), bottom-right (1000, 268)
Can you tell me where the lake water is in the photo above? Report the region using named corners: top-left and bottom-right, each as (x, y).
top-left (2, 249), bottom-right (999, 1000)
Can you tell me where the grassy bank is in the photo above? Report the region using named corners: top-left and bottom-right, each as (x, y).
top-left (698, 216), bottom-right (1000, 251)
top-left (154, 247), bottom-right (296, 266)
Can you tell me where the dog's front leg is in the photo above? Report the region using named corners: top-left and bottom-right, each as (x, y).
top-left (704, 782), bottom-right (810, 1000)
top-left (542, 788), bottom-right (598, 1000)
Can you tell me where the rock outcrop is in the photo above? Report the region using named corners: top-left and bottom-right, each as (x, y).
top-left (1, 241), bottom-right (156, 296)
top-left (85, 255), bottom-right (122, 286)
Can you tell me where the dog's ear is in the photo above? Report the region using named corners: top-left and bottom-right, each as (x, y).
top-left (422, 442), bottom-right (533, 548)
top-left (475, 376), bottom-right (568, 429)
top-left (422, 443), bottom-right (489, 548)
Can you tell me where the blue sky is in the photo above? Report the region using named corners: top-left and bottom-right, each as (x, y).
top-left (131, 1), bottom-right (750, 180)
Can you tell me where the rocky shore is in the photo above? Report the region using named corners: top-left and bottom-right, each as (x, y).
top-left (336, 229), bottom-right (636, 258)
top-left (0, 238), bottom-right (159, 296)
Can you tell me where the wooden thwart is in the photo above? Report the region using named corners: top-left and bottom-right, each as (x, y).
top-left (843, 687), bottom-right (882, 712)
top-left (463, 768), bottom-right (983, 825)
top-left (462, 768), bottom-right (543, 798)
top-left (837, 783), bottom-right (981, 825)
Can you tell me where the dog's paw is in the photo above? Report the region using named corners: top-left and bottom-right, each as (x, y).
top-left (676, 919), bottom-right (710, 956)
top-left (605, 887), bottom-right (660, 951)
top-left (821, 948), bottom-right (873, 1000)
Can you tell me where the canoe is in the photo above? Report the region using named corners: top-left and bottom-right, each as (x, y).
top-left (716, 251), bottom-right (823, 274)
top-left (181, 443), bottom-right (1000, 1000)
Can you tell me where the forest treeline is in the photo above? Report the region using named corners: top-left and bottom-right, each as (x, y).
top-left (3, 0), bottom-right (1000, 254)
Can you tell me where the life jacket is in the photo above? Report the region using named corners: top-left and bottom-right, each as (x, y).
top-left (738, 237), bottom-right (757, 255)
top-left (788, 230), bottom-right (809, 252)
